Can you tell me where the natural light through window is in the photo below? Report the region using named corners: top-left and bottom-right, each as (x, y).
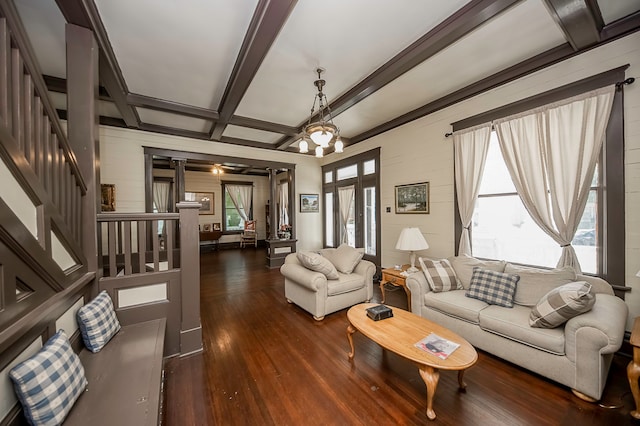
top-left (472, 132), bottom-right (598, 273)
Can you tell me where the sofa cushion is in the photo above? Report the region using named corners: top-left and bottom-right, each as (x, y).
top-left (505, 264), bottom-right (577, 306)
top-left (479, 304), bottom-right (566, 355)
top-left (424, 289), bottom-right (488, 324)
top-left (320, 244), bottom-right (364, 274)
top-left (9, 330), bottom-right (88, 425)
top-left (297, 251), bottom-right (339, 280)
top-left (327, 273), bottom-right (365, 296)
top-left (529, 281), bottom-right (595, 328)
top-left (448, 255), bottom-right (506, 289)
top-left (77, 290), bottom-right (121, 353)
top-left (466, 267), bottom-right (519, 308)
top-left (419, 258), bottom-right (462, 292)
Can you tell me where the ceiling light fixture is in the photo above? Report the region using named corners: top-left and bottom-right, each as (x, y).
top-left (301, 68), bottom-right (344, 158)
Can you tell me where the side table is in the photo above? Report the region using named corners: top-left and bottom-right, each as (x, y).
top-left (379, 264), bottom-right (418, 311)
top-left (628, 316), bottom-right (640, 419)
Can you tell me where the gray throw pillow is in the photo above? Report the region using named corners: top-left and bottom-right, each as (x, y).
top-left (320, 244), bottom-right (364, 274)
top-left (505, 264), bottom-right (577, 306)
top-left (448, 255), bottom-right (506, 289)
top-left (529, 281), bottom-right (595, 328)
top-left (466, 267), bottom-right (520, 308)
top-left (418, 257), bottom-right (462, 292)
top-left (296, 251), bottom-right (339, 280)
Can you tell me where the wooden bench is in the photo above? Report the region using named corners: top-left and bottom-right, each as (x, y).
top-left (64, 318), bottom-right (166, 425)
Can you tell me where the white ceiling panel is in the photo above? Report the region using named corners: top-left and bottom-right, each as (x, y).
top-left (335, 0), bottom-right (566, 137)
top-left (95, 0), bottom-right (258, 109)
top-left (235, 0), bottom-right (472, 126)
top-left (222, 125), bottom-right (282, 144)
top-left (137, 108), bottom-right (211, 133)
top-left (597, 0), bottom-right (640, 24)
top-left (14, 0), bottom-right (67, 78)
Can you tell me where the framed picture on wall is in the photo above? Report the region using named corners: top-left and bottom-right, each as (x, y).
top-left (186, 192), bottom-right (214, 215)
top-left (101, 184), bottom-right (116, 212)
top-left (395, 182), bottom-right (429, 214)
top-left (300, 194), bottom-right (319, 212)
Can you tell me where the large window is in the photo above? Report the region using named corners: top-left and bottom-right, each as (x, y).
top-left (472, 132), bottom-right (599, 273)
top-left (222, 182), bottom-right (253, 232)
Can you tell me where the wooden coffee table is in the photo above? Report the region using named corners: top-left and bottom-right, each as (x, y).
top-left (346, 303), bottom-right (477, 420)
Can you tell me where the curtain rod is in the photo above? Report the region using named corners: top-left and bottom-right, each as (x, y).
top-left (444, 77), bottom-right (635, 138)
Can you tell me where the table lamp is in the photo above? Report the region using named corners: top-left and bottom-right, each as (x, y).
top-left (395, 227), bottom-right (429, 273)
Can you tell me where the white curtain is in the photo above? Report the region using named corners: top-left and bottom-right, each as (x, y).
top-left (227, 184), bottom-right (253, 221)
top-left (278, 182), bottom-right (289, 228)
top-left (338, 186), bottom-right (355, 245)
top-left (494, 85), bottom-right (615, 272)
top-left (152, 181), bottom-right (171, 213)
top-left (453, 124), bottom-right (492, 256)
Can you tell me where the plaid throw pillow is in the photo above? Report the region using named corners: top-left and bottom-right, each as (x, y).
top-left (77, 290), bottom-right (121, 353)
top-left (9, 330), bottom-right (87, 426)
top-left (529, 281), bottom-right (595, 328)
top-left (466, 267), bottom-right (519, 307)
top-left (418, 257), bottom-right (462, 292)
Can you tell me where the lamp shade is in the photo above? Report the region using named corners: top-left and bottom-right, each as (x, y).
top-left (395, 228), bottom-right (429, 251)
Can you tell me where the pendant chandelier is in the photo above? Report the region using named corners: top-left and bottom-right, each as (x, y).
top-left (298, 68), bottom-right (343, 158)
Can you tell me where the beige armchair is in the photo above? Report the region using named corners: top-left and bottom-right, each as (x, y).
top-left (280, 248), bottom-right (376, 320)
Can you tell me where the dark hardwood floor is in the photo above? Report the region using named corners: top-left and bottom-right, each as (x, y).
top-left (164, 248), bottom-right (637, 425)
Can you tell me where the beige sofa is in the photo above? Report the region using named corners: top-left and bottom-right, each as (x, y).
top-left (405, 255), bottom-right (628, 401)
top-left (281, 249), bottom-right (376, 321)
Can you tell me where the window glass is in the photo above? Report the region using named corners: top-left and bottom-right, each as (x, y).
top-left (325, 192), bottom-right (334, 246)
top-left (364, 187), bottom-right (376, 255)
top-left (337, 164), bottom-right (357, 180)
top-left (324, 171), bottom-right (333, 184)
top-left (225, 190), bottom-right (244, 231)
top-left (363, 160), bottom-right (376, 175)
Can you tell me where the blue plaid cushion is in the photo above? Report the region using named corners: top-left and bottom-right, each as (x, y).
top-left (77, 291), bottom-right (121, 353)
top-left (9, 330), bottom-right (87, 426)
top-left (466, 267), bottom-right (520, 307)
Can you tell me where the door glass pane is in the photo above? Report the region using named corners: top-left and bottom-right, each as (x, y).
top-left (364, 186), bottom-right (376, 255)
top-left (324, 171), bottom-right (333, 183)
top-left (363, 160), bottom-right (375, 175)
top-left (338, 186), bottom-right (355, 246)
top-left (337, 164), bottom-right (357, 180)
top-left (325, 192), bottom-right (334, 246)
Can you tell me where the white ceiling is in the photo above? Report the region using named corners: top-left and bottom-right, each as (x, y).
top-left (10, 0), bottom-right (640, 154)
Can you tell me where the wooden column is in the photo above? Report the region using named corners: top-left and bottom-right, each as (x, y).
top-left (177, 201), bottom-right (202, 356)
top-left (65, 24), bottom-right (99, 272)
top-left (173, 158), bottom-right (186, 202)
top-left (269, 168), bottom-right (278, 240)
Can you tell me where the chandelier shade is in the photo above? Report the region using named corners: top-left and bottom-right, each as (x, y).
top-left (301, 68), bottom-right (342, 155)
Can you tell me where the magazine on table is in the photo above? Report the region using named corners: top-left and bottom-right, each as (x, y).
top-left (415, 333), bottom-right (460, 360)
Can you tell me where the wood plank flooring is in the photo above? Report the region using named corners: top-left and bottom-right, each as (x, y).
top-left (164, 248), bottom-right (637, 425)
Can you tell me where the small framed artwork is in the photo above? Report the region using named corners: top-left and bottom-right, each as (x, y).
top-left (213, 222), bottom-right (221, 231)
top-left (186, 192), bottom-right (214, 215)
top-left (395, 182), bottom-right (429, 214)
top-left (101, 184), bottom-right (116, 212)
top-left (203, 224), bottom-right (212, 232)
top-left (300, 194), bottom-right (319, 212)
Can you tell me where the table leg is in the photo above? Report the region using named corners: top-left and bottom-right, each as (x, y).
top-left (419, 365), bottom-right (440, 420)
top-left (379, 281), bottom-right (387, 303)
top-left (347, 324), bottom-right (357, 360)
top-left (628, 358), bottom-right (640, 419)
top-left (402, 286), bottom-right (412, 311)
top-left (458, 369), bottom-right (467, 390)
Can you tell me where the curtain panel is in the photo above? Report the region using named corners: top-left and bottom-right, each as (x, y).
top-left (494, 85), bottom-right (615, 272)
top-left (227, 184), bottom-right (254, 221)
top-left (338, 186), bottom-right (355, 245)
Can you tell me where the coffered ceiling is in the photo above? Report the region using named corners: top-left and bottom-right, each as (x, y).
top-left (10, 0), bottom-right (640, 155)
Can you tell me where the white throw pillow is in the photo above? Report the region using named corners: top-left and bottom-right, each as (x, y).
top-left (297, 251), bottom-right (339, 280)
top-left (505, 264), bottom-right (577, 306)
top-left (320, 244), bottom-right (364, 274)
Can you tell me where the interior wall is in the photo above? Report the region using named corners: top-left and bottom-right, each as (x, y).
top-left (99, 126), bottom-right (324, 251)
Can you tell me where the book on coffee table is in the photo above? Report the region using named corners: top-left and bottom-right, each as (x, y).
top-left (415, 332), bottom-right (460, 360)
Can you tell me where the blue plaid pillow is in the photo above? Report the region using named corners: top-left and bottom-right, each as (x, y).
top-left (77, 291), bottom-right (121, 353)
top-left (9, 330), bottom-right (87, 426)
top-left (466, 267), bottom-right (520, 307)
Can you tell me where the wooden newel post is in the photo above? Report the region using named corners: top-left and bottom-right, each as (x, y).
top-left (177, 201), bottom-right (203, 355)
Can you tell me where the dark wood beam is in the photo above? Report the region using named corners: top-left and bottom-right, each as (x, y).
top-left (44, 74), bottom-right (111, 101)
top-left (55, 0), bottom-right (139, 128)
top-left (57, 108), bottom-right (127, 128)
top-left (209, 0), bottom-right (298, 140)
top-left (275, 0), bottom-right (520, 150)
top-left (601, 10), bottom-right (640, 40)
top-left (219, 136), bottom-right (279, 150)
top-left (229, 115), bottom-right (299, 136)
top-left (542, 0), bottom-right (602, 50)
top-left (127, 93), bottom-right (219, 121)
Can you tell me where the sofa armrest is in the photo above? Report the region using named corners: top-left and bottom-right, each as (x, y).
top-left (280, 262), bottom-right (327, 292)
top-left (565, 293), bottom-right (628, 359)
top-left (405, 271), bottom-right (431, 313)
top-left (353, 260), bottom-right (376, 282)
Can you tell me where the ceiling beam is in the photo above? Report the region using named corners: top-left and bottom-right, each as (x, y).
top-left (209, 0), bottom-right (298, 141)
top-left (542, 0), bottom-right (602, 50)
top-left (275, 0), bottom-right (520, 150)
top-left (43, 74), bottom-right (111, 101)
top-left (55, 0), bottom-right (139, 128)
top-left (127, 93), bottom-right (219, 121)
top-left (228, 115), bottom-right (299, 136)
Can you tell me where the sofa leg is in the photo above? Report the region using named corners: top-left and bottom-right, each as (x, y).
top-left (313, 315), bottom-right (325, 321)
top-left (572, 389), bottom-right (597, 402)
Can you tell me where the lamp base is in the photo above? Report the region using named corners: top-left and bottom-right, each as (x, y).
top-left (406, 266), bottom-right (419, 274)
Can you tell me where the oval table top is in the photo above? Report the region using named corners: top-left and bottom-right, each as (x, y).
top-left (347, 303), bottom-right (477, 370)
